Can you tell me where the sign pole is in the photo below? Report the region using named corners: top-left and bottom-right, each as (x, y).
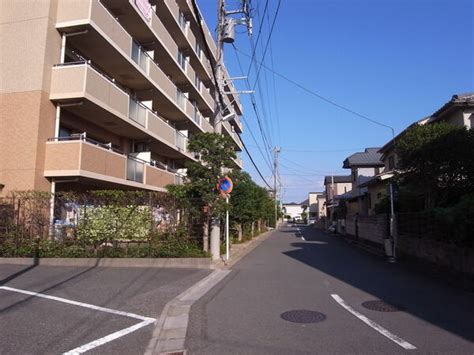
top-left (226, 195), bottom-right (230, 261)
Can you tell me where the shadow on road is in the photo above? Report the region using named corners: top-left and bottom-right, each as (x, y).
top-left (283, 227), bottom-right (474, 343)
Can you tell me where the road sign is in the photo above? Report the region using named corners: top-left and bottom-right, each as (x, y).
top-left (217, 176), bottom-right (233, 197)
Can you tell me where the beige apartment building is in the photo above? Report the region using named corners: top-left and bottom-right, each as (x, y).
top-left (0, 0), bottom-right (243, 198)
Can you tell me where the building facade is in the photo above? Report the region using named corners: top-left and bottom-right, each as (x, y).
top-left (0, 0), bottom-right (243, 198)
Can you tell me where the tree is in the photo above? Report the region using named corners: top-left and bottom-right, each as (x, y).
top-left (167, 133), bottom-right (236, 245)
top-left (228, 170), bottom-right (275, 238)
top-left (396, 122), bottom-right (474, 209)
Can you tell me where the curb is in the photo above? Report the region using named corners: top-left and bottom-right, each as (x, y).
top-left (145, 269), bottom-right (231, 354)
top-left (213, 228), bottom-right (275, 270)
top-left (0, 257), bottom-right (212, 269)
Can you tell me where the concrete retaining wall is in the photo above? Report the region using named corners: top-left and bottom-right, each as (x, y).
top-left (398, 238), bottom-right (474, 276)
top-left (345, 214), bottom-right (388, 244)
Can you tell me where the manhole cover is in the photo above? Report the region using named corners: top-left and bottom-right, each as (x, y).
top-left (280, 310), bottom-right (326, 323)
top-left (362, 300), bottom-right (404, 312)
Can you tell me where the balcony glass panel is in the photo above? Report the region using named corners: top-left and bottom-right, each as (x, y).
top-left (129, 98), bottom-right (147, 126)
top-left (127, 157), bottom-right (144, 183)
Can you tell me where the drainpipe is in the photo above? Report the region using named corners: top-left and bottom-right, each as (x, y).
top-left (49, 179), bottom-right (56, 238)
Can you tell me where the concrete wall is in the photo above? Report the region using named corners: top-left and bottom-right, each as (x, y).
top-left (0, 0), bottom-right (60, 196)
top-left (398, 237), bottom-right (474, 276)
top-left (345, 214), bottom-right (388, 244)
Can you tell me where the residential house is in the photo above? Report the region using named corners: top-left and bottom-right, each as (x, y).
top-left (308, 192), bottom-right (326, 219)
top-left (427, 93), bottom-right (473, 128)
top-left (282, 202), bottom-right (305, 220)
top-left (367, 93), bottom-right (473, 215)
top-left (342, 148), bottom-right (384, 216)
top-left (323, 175), bottom-right (352, 221)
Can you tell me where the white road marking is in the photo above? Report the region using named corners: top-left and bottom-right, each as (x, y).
top-left (296, 227), bottom-right (306, 240)
top-left (0, 286), bottom-right (156, 353)
top-left (63, 319), bottom-right (155, 355)
top-left (331, 294), bottom-right (417, 350)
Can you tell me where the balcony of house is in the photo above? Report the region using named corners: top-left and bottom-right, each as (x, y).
top-left (49, 62), bottom-right (195, 161)
top-left (55, 0), bottom-right (205, 133)
top-left (44, 136), bottom-right (183, 191)
top-left (222, 120), bottom-right (243, 151)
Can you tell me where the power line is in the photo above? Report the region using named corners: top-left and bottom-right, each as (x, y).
top-left (280, 158), bottom-right (345, 175)
top-left (246, 0), bottom-right (269, 77)
top-left (232, 44), bottom-right (274, 165)
top-left (241, 138), bottom-right (273, 189)
top-left (251, 0), bottom-right (282, 91)
top-left (241, 116), bottom-right (273, 171)
top-left (234, 47), bottom-right (396, 134)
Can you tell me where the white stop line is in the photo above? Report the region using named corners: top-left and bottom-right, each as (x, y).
top-left (0, 286), bottom-right (156, 354)
top-left (331, 294), bottom-right (416, 350)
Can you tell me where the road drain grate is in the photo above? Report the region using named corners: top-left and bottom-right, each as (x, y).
top-left (362, 300), bottom-right (404, 312)
top-left (281, 310), bottom-right (326, 323)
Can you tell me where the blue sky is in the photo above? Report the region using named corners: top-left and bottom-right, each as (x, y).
top-left (197, 0), bottom-right (473, 203)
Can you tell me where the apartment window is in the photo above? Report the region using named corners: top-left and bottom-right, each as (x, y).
top-left (192, 102), bottom-right (201, 125)
top-left (177, 88), bottom-right (186, 109)
top-left (195, 75), bottom-right (202, 91)
top-left (195, 42), bottom-right (202, 59)
top-left (177, 50), bottom-right (187, 71)
top-left (178, 11), bottom-right (187, 31)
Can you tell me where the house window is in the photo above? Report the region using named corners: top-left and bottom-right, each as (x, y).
top-left (352, 170), bottom-right (357, 182)
top-left (388, 156), bottom-right (395, 171)
top-left (177, 50), bottom-right (187, 71)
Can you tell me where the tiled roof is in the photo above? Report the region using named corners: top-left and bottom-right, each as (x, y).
top-left (324, 175), bottom-right (352, 185)
top-left (343, 148), bottom-right (384, 168)
top-left (431, 92), bottom-right (474, 120)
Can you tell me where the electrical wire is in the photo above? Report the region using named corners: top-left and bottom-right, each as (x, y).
top-left (241, 139), bottom-right (273, 189)
top-left (251, 0), bottom-right (282, 91)
top-left (234, 47), bottom-right (395, 133)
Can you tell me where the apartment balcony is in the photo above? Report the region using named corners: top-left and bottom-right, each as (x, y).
top-left (175, 0), bottom-right (218, 60)
top-left (55, 0), bottom-right (210, 129)
top-left (222, 95), bottom-right (243, 133)
top-left (223, 66), bottom-right (244, 117)
top-left (49, 63), bottom-right (194, 160)
top-left (90, 0), bottom-right (213, 114)
top-left (44, 137), bottom-right (182, 191)
top-left (153, 0), bottom-right (213, 83)
top-left (222, 120), bottom-right (243, 151)
top-left (232, 156), bottom-right (244, 170)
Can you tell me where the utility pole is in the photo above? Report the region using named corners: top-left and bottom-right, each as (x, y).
top-left (210, 0), bottom-right (252, 261)
top-left (273, 147), bottom-right (280, 228)
top-left (209, 0), bottom-right (226, 261)
top-left (331, 174), bottom-right (335, 230)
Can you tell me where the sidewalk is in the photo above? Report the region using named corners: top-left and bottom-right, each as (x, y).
top-left (213, 228), bottom-right (275, 270)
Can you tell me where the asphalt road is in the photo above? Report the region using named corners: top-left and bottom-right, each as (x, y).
top-left (0, 264), bottom-right (210, 354)
top-left (186, 224), bottom-right (474, 354)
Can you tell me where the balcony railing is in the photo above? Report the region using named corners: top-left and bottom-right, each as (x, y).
top-left (45, 134), bottom-right (183, 187)
top-left (51, 62), bottom-right (201, 152)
